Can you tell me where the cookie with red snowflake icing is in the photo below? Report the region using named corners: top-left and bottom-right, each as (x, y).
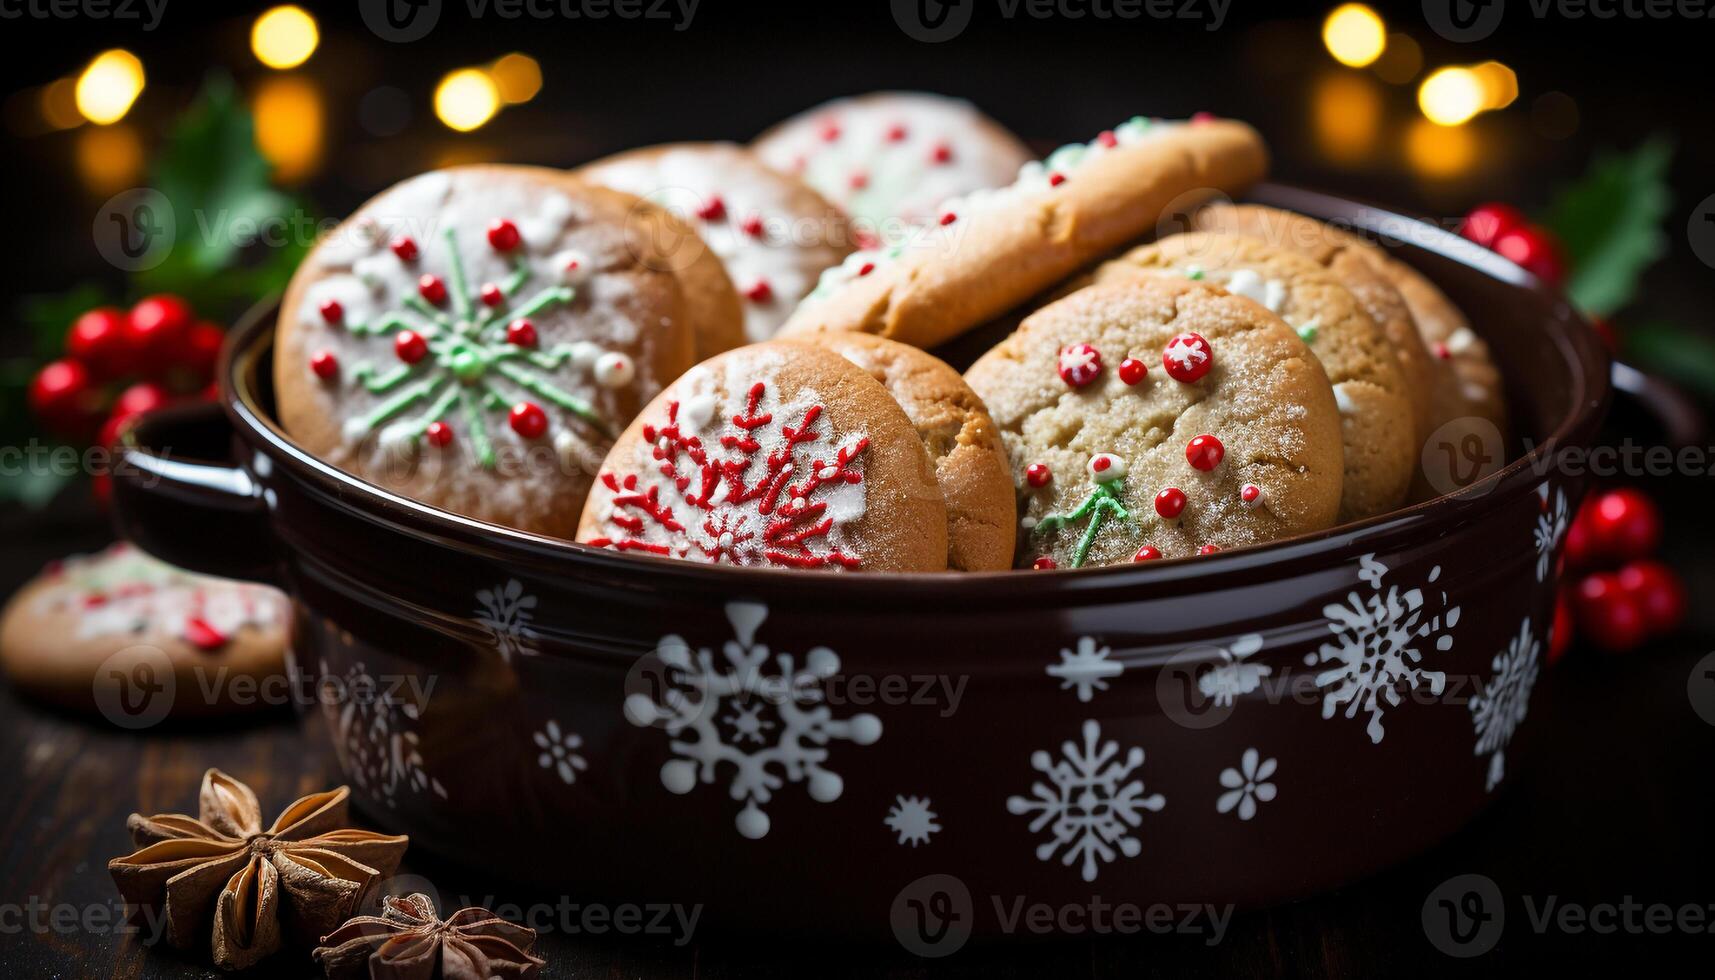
top-left (800, 332), bottom-right (1015, 571)
top-left (1087, 232), bottom-right (1417, 520)
top-left (276, 166), bottom-right (696, 538)
top-left (964, 277), bottom-right (1344, 567)
top-left (580, 142), bottom-right (854, 345)
top-left (0, 543), bottom-right (287, 718)
top-left (779, 114), bottom-right (1268, 350)
top-left (752, 92), bottom-right (1031, 231)
top-left (577, 341), bottom-right (948, 571)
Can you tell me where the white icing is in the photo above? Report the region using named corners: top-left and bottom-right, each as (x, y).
top-left (1333, 383), bottom-right (1358, 415)
top-left (1222, 269), bottom-right (1288, 314)
top-left (37, 545), bottom-right (280, 645)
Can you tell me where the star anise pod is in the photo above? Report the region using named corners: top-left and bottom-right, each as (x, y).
top-left (313, 892), bottom-right (545, 980)
top-left (108, 768), bottom-right (409, 970)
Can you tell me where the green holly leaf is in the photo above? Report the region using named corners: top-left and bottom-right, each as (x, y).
top-left (18, 284), bottom-right (109, 359)
top-left (1541, 137), bottom-right (1674, 318)
top-left (1624, 321), bottom-right (1715, 400)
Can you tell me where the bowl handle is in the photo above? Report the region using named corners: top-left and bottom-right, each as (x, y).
top-left (110, 402), bottom-right (280, 586)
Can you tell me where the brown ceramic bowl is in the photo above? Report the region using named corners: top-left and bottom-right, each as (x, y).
top-left (111, 186), bottom-right (1608, 939)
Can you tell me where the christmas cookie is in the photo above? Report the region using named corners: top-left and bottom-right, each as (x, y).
top-left (964, 277), bottom-right (1344, 567)
top-left (1189, 204), bottom-right (1437, 441)
top-left (627, 197), bottom-right (746, 359)
top-left (799, 332), bottom-right (1015, 571)
top-left (276, 166), bottom-right (696, 538)
top-left (580, 142), bottom-right (854, 344)
top-left (0, 544), bottom-right (287, 718)
top-left (577, 341), bottom-right (948, 571)
top-left (752, 91), bottom-right (1031, 231)
top-left (780, 115), bottom-right (1269, 350)
top-left (1086, 233), bottom-right (1416, 519)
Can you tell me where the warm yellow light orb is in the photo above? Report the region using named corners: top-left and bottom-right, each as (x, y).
top-left (254, 76), bottom-right (324, 182)
top-left (1418, 67), bottom-right (1486, 127)
top-left (1323, 4), bottom-right (1386, 69)
top-left (489, 53), bottom-right (543, 104)
top-left (1472, 61), bottom-right (1519, 110)
top-left (1406, 118), bottom-right (1477, 178)
top-left (251, 6), bottom-right (320, 70)
top-left (75, 49), bottom-right (145, 125)
top-left (434, 69), bottom-right (500, 133)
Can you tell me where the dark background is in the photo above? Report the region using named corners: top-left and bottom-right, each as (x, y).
top-left (3, 1), bottom-right (1714, 976)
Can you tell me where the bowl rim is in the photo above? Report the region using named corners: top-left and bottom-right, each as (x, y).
top-left (219, 183), bottom-right (1610, 601)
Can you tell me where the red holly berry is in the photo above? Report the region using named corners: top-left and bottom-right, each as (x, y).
top-left (65, 307), bottom-right (130, 379)
top-left (1032, 556), bottom-right (1057, 570)
top-left (1574, 572), bottom-right (1648, 652)
top-left (114, 381), bottom-right (170, 418)
top-left (1240, 483), bottom-right (1262, 507)
top-left (509, 401), bottom-right (547, 439)
top-left (1155, 487), bottom-right (1187, 519)
top-left (1493, 225), bottom-right (1565, 284)
top-left (310, 351), bottom-right (339, 380)
top-left (96, 407), bottom-right (136, 450)
top-left (418, 274), bottom-right (448, 305)
top-left (1186, 434), bottom-right (1224, 471)
top-left (1162, 332), bottom-right (1213, 383)
top-left (1026, 463), bottom-right (1052, 488)
top-left (1118, 357), bottom-right (1147, 385)
top-left (126, 294), bottom-right (193, 371)
top-left (1057, 343), bottom-right (1103, 388)
top-left (1133, 545), bottom-right (1161, 562)
top-left (179, 322), bottom-right (225, 381)
top-left (740, 215), bottom-right (765, 238)
top-left (390, 235), bottom-right (419, 261)
top-left (1198, 544), bottom-right (1222, 556)
top-left (28, 359), bottom-right (96, 434)
top-left (480, 283), bottom-right (504, 307)
top-left (1584, 488), bottom-right (1661, 563)
top-left (318, 299), bottom-right (344, 325)
top-left (425, 421), bottom-right (453, 448)
top-left (394, 330), bottom-right (429, 364)
top-left (506, 318), bottom-right (538, 348)
top-left (1547, 589), bottom-right (1574, 665)
top-left (1458, 202), bottom-right (1526, 250)
top-left (744, 279), bottom-right (774, 304)
top-left (487, 218), bottom-right (521, 252)
top-left (695, 196), bottom-right (726, 222)
top-left (1616, 560), bottom-right (1685, 636)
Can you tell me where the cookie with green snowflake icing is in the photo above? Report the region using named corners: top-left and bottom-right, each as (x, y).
top-left (577, 341), bottom-right (949, 572)
top-left (276, 166), bottom-right (696, 537)
top-left (965, 277), bottom-right (1344, 567)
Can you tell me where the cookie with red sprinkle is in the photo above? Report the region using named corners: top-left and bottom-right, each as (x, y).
top-left (580, 142), bottom-right (854, 344)
top-left (276, 166), bottom-right (696, 538)
top-left (752, 92), bottom-right (1031, 230)
top-left (577, 342), bottom-right (949, 572)
top-left (0, 543), bottom-right (287, 718)
top-left (965, 277), bottom-right (1343, 566)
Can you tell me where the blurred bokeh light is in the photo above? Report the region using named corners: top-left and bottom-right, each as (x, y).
top-left (251, 6), bottom-right (320, 70)
top-left (254, 76), bottom-right (324, 182)
top-left (74, 50), bottom-right (144, 125)
top-left (434, 68), bottom-right (501, 132)
top-left (1322, 4), bottom-right (1386, 69)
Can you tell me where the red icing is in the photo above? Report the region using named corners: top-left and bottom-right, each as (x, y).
top-left (930, 143), bottom-right (953, 164)
top-left (1118, 357), bottom-right (1147, 385)
top-left (417, 274), bottom-right (448, 306)
top-left (1026, 463), bottom-right (1052, 488)
top-left (1133, 545), bottom-right (1161, 562)
top-left (696, 196), bottom-right (727, 222)
top-left (394, 330), bottom-right (428, 364)
top-left (1186, 434), bottom-right (1224, 471)
top-left (1032, 557), bottom-right (1058, 570)
top-left (1434, 341), bottom-right (1452, 360)
top-left (1155, 487), bottom-right (1187, 519)
top-left (1240, 483), bottom-right (1262, 505)
top-left (182, 616), bottom-right (227, 652)
top-left (487, 218), bottom-right (521, 252)
top-left (390, 235), bottom-right (419, 261)
top-left (509, 402), bottom-right (547, 439)
top-left (820, 121), bottom-right (842, 142)
top-left (744, 279), bottom-right (774, 304)
top-left (1057, 344), bottom-right (1103, 388)
top-left (1162, 332), bottom-right (1213, 383)
top-left (740, 215), bottom-right (765, 238)
top-left (1198, 544), bottom-right (1221, 555)
top-left (318, 299), bottom-right (344, 325)
top-left (426, 421), bottom-right (453, 447)
top-left (1048, 172), bottom-right (1067, 187)
top-left (1097, 130), bottom-right (1118, 148)
top-left (849, 171), bottom-right (869, 190)
top-left (938, 211), bottom-right (958, 226)
top-left (480, 283), bottom-right (504, 307)
top-left (506, 318), bottom-right (538, 347)
top-left (310, 351), bottom-right (339, 379)
top-left (886, 123), bottom-right (908, 142)
top-left (857, 262), bottom-right (876, 277)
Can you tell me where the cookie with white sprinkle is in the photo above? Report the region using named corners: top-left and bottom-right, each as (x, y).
top-left (577, 341), bottom-right (949, 572)
top-left (276, 166), bottom-right (696, 538)
top-left (580, 142), bottom-right (854, 344)
top-left (964, 277), bottom-right (1343, 567)
top-left (0, 544), bottom-right (287, 718)
top-left (1087, 232), bottom-right (1415, 519)
top-left (752, 91), bottom-right (1031, 231)
top-left (780, 114), bottom-right (1269, 350)
top-left (799, 332), bottom-right (1015, 571)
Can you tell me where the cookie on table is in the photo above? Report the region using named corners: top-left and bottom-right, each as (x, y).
top-left (781, 114), bottom-right (1269, 350)
top-left (965, 277), bottom-right (1344, 567)
top-left (0, 544), bottom-right (287, 719)
top-left (580, 142), bottom-right (854, 344)
top-left (578, 342), bottom-right (949, 572)
top-left (1087, 232), bottom-right (1415, 520)
top-left (752, 91), bottom-right (1031, 230)
top-left (276, 166), bottom-right (697, 538)
top-left (798, 332), bottom-right (1015, 571)
top-left (1190, 203), bottom-right (1437, 441)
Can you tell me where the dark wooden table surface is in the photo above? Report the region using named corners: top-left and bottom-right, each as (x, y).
top-left (4, 470), bottom-right (1712, 979)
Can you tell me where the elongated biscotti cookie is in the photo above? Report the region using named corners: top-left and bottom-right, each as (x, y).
top-left (780, 115), bottom-right (1269, 350)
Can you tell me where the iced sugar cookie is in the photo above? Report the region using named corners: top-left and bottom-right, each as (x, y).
top-left (276, 166), bottom-right (696, 538)
top-left (581, 142), bottom-right (853, 344)
top-left (752, 91), bottom-right (1031, 230)
top-left (0, 544), bottom-right (287, 718)
top-left (578, 342), bottom-right (948, 571)
top-left (800, 332), bottom-right (1015, 571)
top-left (1088, 233), bottom-right (1415, 519)
top-left (781, 115), bottom-right (1269, 350)
top-left (965, 278), bottom-right (1343, 567)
